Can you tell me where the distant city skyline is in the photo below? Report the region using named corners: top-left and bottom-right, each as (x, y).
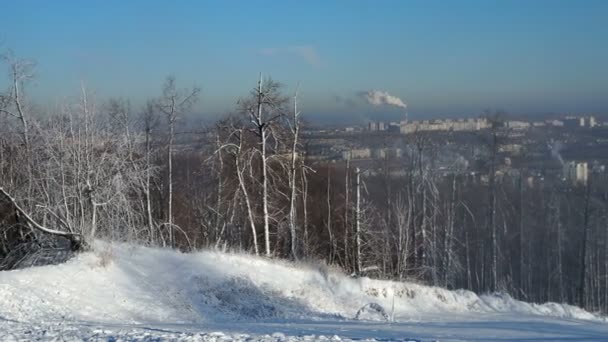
top-left (1, 0), bottom-right (607, 122)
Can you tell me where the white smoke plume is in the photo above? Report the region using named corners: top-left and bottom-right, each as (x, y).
top-left (361, 90), bottom-right (407, 109)
top-left (548, 140), bottom-right (564, 165)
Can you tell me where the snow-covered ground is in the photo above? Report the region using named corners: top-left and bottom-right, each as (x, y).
top-left (1, 242), bottom-right (607, 341)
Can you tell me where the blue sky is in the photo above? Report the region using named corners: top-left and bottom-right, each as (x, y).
top-left (1, 1), bottom-right (607, 121)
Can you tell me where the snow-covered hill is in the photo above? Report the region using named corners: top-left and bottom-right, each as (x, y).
top-left (1, 242), bottom-right (607, 341)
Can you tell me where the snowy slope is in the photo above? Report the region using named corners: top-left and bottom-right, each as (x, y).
top-left (1, 242), bottom-right (607, 341)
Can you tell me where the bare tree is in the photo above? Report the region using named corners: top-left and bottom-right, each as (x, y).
top-left (480, 111), bottom-right (503, 292)
top-left (140, 101), bottom-right (160, 243)
top-left (0, 187), bottom-right (82, 247)
top-left (216, 126), bottom-right (260, 255)
top-left (393, 194), bottom-right (412, 279)
top-left (580, 179), bottom-right (592, 307)
top-left (156, 76), bottom-right (200, 247)
top-left (355, 167), bottom-right (362, 275)
top-left (326, 168), bottom-right (334, 262)
top-left (239, 74), bottom-right (287, 257)
top-left (0, 52), bottom-right (35, 151)
top-left (344, 158), bottom-right (351, 270)
top-left (287, 86), bottom-right (301, 259)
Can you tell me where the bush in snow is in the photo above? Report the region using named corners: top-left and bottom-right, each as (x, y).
top-left (355, 302), bottom-right (389, 321)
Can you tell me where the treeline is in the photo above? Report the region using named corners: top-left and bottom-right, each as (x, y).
top-left (1, 53), bottom-right (608, 313)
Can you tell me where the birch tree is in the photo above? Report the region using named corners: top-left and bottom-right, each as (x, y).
top-left (215, 124), bottom-right (260, 255)
top-left (239, 75), bottom-right (287, 257)
top-left (139, 101), bottom-right (160, 243)
top-left (287, 87), bottom-right (301, 259)
top-left (156, 76), bottom-right (200, 247)
top-left (355, 167), bottom-right (363, 274)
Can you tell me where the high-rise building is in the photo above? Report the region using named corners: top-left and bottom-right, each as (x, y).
top-left (563, 161), bottom-right (588, 185)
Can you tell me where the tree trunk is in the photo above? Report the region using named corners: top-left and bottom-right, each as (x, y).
top-left (287, 91), bottom-right (300, 260)
top-left (326, 168), bottom-right (334, 262)
top-left (145, 127), bottom-right (154, 243)
top-left (579, 180), bottom-right (592, 308)
top-left (168, 118), bottom-right (174, 247)
top-left (234, 138), bottom-right (259, 256)
top-left (344, 158), bottom-right (350, 269)
top-left (355, 168), bottom-right (362, 275)
top-left (256, 75), bottom-right (272, 257)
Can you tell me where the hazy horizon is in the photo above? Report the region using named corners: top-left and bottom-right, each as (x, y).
top-left (1, 0), bottom-right (607, 122)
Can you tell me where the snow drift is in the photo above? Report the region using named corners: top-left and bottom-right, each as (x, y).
top-left (0, 241), bottom-right (602, 328)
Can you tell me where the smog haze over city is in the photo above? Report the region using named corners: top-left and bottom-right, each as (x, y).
top-left (1, 1), bottom-right (607, 122)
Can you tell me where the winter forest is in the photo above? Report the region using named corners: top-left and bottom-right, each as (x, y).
top-left (2, 51), bottom-right (608, 317)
